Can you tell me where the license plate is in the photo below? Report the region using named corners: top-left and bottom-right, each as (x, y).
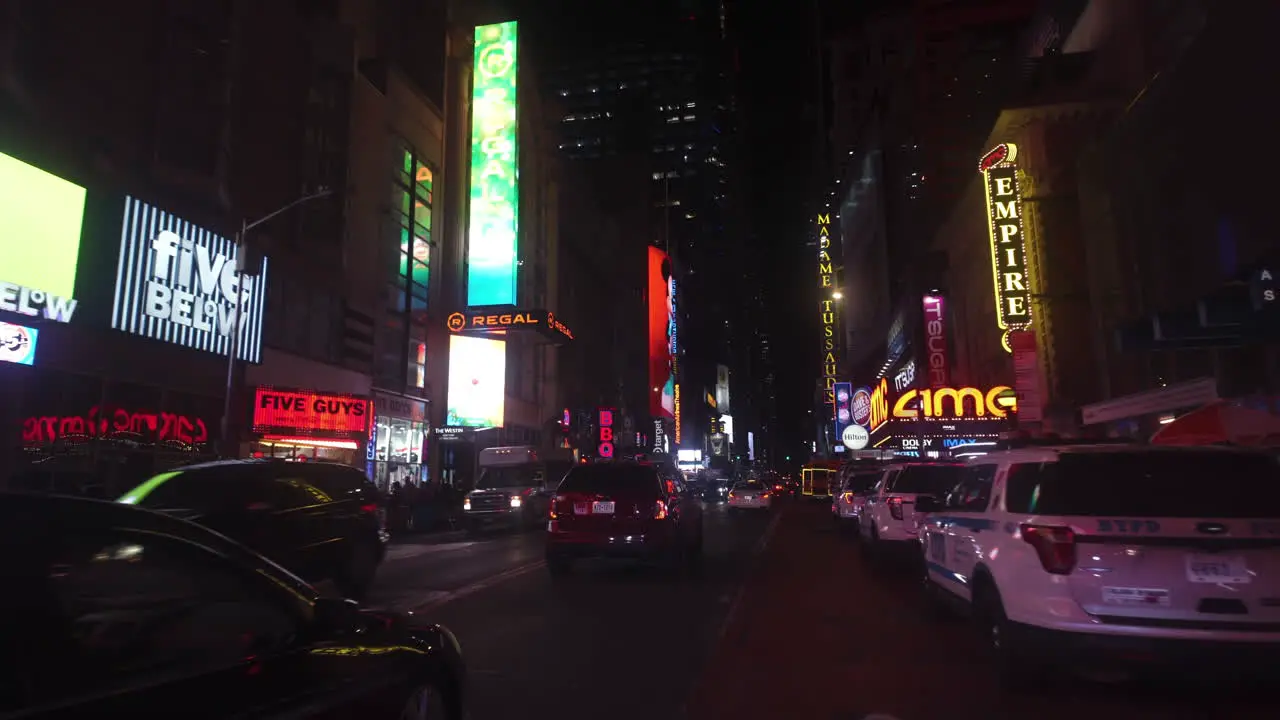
top-left (1186, 554), bottom-right (1251, 584)
top-left (741, 495), bottom-right (755, 501)
top-left (591, 501), bottom-right (615, 515)
top-left (573, 503), bottom-right (588, 515)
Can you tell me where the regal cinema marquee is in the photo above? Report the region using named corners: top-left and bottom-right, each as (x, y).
top-left (816, 213), bottom-right (837, 404)
top-left (867, 376), bottom-right (1017, 434)
top-left (979, 143), bottom-right (1032, 352)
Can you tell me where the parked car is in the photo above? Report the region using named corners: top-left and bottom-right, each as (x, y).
top-left (118, 459), bottom-right (389, 599)
top-left (0, 491), bottom-right (467, 718)
top-left (545, 461), bottom-right (704, 574)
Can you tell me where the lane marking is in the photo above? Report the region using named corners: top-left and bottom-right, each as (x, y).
top-left (384, 542), bottom-right (477, 562)
top-left (405, 559), bottom-right (547, 613)
top-left (717, 510), bottom-right (783, 642)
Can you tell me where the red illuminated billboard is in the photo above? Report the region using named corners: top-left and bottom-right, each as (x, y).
top-left (647, 247), bottom-right (675, 418)
top-left (252, 387), bottom-right (371, 438)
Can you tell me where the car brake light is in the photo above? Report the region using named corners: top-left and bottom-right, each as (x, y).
top-left (888, 497), bottom-right (904, 520)
top-left (761, 491), bottom-right (771, 498)
top-left (728, 492), bottom-right (735, 499)
top-left (360, 503), bottom-right (378, 515)
top-left (842, 492), bottom-right (853, 504)
top-left (1021, 524), bottom-right (1077, 575)
top-left (654, 500), bottom-right (668, 520)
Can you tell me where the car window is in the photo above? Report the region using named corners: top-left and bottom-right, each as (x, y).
top-left (1004, 451), bottom-right (1280, 517)
top-left (947, 464), bottom-right (996, 511)
top-left (309, 465), bottom-right (378, 501)
top-left (558, 465), bottom-right (663, 495)
top-left (263, 474), bottom-right (333, 508)
top-left (127, 469), bottom-right (258, 511)
top-left (12, 529), bottom-right (299, 710)
top-left (888, 465), bottom-right (965, 494)
top-left (850, 473), bottom-right (880, 492)
top-left (477, 465), bottom-right (538, 489)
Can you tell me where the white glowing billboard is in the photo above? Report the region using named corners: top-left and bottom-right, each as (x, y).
top-left (446, 335), bottom-right (506, 428)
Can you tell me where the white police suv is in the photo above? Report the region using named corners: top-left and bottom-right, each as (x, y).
top-left (916, 442), bottom-right (1280, 684)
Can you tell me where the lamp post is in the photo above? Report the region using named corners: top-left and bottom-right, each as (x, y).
top-left (219, 188), bottom-right (334, 458)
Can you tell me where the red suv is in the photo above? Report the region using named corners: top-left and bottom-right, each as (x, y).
top-left (545, 462), bottom-right (703, 574)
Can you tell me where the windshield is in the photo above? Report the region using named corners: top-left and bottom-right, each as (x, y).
top-left (848, 473), bottom-right (880, 492)
top-left (477, 465), bottom-right (539, 489)
top-left (890, 465), bottom-right (965, 494)
top-left (1006, 450), bottom-right (1280, 518)
top-left (734, 481), bottom-right (764, 491)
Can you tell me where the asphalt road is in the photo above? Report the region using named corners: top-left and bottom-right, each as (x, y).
top-left (366, 498), bottom-right (776, 720)
top-left (364, 500), bottom-right (1280, 720)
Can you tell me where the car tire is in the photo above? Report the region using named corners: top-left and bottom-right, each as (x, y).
top-left (399, 681), bottom-right (448, 720)
top-left (336, 540), bottom-right (380, 600)
top-left (546, 552), bottom-right (573, 576)
top-left (974, 581), bottom-right (1045, 691)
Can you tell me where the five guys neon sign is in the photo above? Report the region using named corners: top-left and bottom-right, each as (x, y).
top-left (598, 408), bottom-right (615, 458)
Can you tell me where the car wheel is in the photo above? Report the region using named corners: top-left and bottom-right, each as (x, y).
top-left (974, 582), bottom-right (1045, 691)
top-left (336, 540), bottom-right (380, 600)
top-left (399, 682), bottom-right (447, 720)
top-left (546, 552), bottom-right (573, 576)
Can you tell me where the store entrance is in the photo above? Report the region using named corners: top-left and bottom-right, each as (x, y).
top-left (370, 416), bottom-right (427, 493)
top-left (438, 440), bottom-right (475, 491)
top-left (252, 438), bottom-right (358, 466)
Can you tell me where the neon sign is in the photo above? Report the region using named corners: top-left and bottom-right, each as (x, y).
top-left (891, 386), bottom-right (1016, 420)
top-left (597, 407), bottom-right (615, 458)
top-left (445, 307), bottom-right (573, 342)
top-left (673, 384), bottom-right (682, 444)
top-left (467, 21), bottom-right (520, 306)
top-left (23, 406), bottom-right (210, 445)
top-left (252, 388), bottom-right (371, 436)
top-left (817, 213), bottom-right (837, 404)
top-left (979, 143), bottom-right (1031, 352)
top-left (922, 294), bottom-right (949, 387)
top-left (869, 377), bottom-right (891, 432)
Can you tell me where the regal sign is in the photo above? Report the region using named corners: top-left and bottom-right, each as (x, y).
top-left (445, 306), bottom-right (573, 342)
top-left (979, 143), bottom-right (1031, 352)
top-left (817, 213), bottom-right (837, 404)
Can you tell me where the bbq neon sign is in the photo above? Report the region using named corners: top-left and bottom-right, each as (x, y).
top-left (979, 143), bottom-right (1032, 353)
top-left (597, 407), bottom-right (615, 458)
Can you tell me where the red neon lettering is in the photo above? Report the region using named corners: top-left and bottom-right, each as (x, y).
top-left (253, 390), bottom-right (369, 434)
top-left (598, 442), bottom-right (614, 458)
top-left (22, 406), bottom-right (210, 446)
top-left (600, 427), bottom-right (613, 442)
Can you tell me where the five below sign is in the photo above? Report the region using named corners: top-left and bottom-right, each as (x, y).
top-left (252, 388), bottom-right (370, 435)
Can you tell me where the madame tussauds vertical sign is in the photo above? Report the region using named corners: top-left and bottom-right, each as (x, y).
top-left (817, 213), bottom-right (837, 405)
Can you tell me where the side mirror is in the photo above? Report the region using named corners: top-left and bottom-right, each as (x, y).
top-left (914, 496), bottom-right (943, 514)
top-left (313, 596), bottom-right (361, 637)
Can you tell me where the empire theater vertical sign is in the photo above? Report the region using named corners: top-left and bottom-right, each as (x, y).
top-left (817, 214), bottom-right (837, 408)
top-left (979, 142), bottom-right (1042, 422)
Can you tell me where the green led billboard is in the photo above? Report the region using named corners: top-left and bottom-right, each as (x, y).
top-left (467, 20), bottom-right (519, 307)
top-left (0, 151), bottom-right (85, 322)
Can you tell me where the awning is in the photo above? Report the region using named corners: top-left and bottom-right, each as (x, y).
top-left (1150, 401), bottom-right (1280, 448)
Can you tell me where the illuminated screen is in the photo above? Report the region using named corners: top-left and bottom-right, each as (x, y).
top-left (466, 21), bottom-right (520, 306)
top-left (0, 151), bottom-right (85, 323)
top-left (113, 197), bottom-right (268, 362)
top-left (446, 335), bottom-right (506, 428)
top-left (647, 246), bottom-right (675, 418)
top-left (0, 320), bottom-right (39, 366)
top-left (251, 388), bottom-right (370, 436)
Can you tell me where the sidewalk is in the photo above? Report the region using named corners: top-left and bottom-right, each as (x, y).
top-left (683, 501), bottom-right (992, 720)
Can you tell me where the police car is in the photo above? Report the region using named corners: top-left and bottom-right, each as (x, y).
top-left (916, 442), bottom-right (1280, 684)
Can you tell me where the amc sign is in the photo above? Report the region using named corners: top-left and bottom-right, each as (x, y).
top-left (869, 376), bottom-right (1016, 431)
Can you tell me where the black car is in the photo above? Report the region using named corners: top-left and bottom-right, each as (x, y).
top-left (118, 459), bottom-right (388, 599)
top-left (0, 492), bottom-right (466, 719)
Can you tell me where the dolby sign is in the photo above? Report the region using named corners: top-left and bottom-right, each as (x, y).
top-left (111, 196), bottom-right (267, 362)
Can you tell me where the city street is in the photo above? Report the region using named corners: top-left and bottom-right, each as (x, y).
top-left (366, 500), bottom-right (1280, 720)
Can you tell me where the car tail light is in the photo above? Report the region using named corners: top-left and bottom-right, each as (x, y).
top-left (761, 491), bottom-right (771, 499)
top-left (841, 492), bottom-right (854, 504)
top-left (728, 492), bottom-right (736, 499)
top-left (1020, 524), bottom-right (1077, 575)
top-left (463, 497), bottom-right (471, 511)
top-left (888, 497), bottom-right (904, 520)
top-left (653, 500), bottom-right (668, 520)
top-left (360, 503), bottom-right (378, 515)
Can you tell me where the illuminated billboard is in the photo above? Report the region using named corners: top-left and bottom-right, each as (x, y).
top-left (446, 335), bottom-right (506, 428)
top-left (467, 21), bottom-right (520, 307)
top-left (0, 321), bottom-right (38, 366)
top-left (979, 143), bottom-right (1032, 352)
top-left (869, 375), bottom-right (1017, 432)
top-left (816, 213), bottom-right (836, 404)
top-left (832, 382), bottom-right (852, 453)
top-left (922, 294), bottom-right (950, 388)
top-left (0, 151), bottom-right (84, 323)
top-left (112, 196), bottom-right (268, 362)
top-left (648, 246), bottom-right (675, 418)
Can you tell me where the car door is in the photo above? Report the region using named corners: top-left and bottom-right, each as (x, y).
top-left (861, 470), bottom-right (895, 540)
top-left (258, 468), bottom-right (340, 583)
top-left (930, 464), bottom-right (997, 599)
top-left (9, 525), bottom-right (310, 718)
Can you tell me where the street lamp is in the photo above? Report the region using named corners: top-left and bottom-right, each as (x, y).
top-left (220, 187), bottom-right (334, 458)
top-left (832, 290), bottom-right (843, 300)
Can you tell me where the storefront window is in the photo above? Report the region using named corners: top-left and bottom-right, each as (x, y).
top-left (371, 415), bottom-right (426, 491)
